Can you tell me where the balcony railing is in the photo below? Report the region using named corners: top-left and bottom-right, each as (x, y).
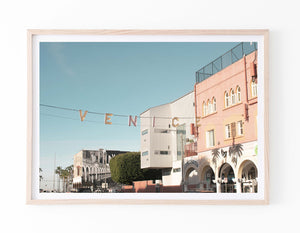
top-left (184, 142), bottom-right (197, 157)
top-left (196, 42), bottom-right (257, 83)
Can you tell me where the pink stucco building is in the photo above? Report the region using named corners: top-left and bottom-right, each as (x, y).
top-left (183, 42), bottom-right (258, 193)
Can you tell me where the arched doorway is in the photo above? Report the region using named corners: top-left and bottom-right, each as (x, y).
top-left (82, 167), bottom-right (86, 182)
top-left (200, 165), bottom-right (216, 192)
top-left (218, 163), bottom-right (236, 193)
top-left (238, 160), bottom-right (258, 193)
top-left (185, 167), bottom-right (200, 192)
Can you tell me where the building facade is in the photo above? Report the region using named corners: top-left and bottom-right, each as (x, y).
top-left (140, 91), bottom-right (196, 186)
top-left (72, 149), bottom-right (128, 190)
top-left (140, 42), bottom-right (258, 193)
top-left (184, 42), bottom-right (258, 193)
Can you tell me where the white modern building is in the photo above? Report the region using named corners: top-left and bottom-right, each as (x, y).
top-left (140, 91), bottom-right (197, 186)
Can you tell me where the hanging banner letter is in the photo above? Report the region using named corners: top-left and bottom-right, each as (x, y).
top-left (79, 110), bottom-right (88, 122)
top-left (105, 113), bottom-right (113, 125)
top-left (172, 117), bottom-right (179, 127)
top-left (129, 115), bottom-right (137, 127)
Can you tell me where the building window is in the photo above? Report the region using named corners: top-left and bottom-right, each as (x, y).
top-left (203, 97), bottom-right (216, 115)
top-left (142, 151), bottom-right (148, 156)
top-left (231, 89), bottom-right (236, 105)
top-left (160, 151), bottom-right (169, 155)
top-left (225, 124), bottom-right (231, 139)
top-left (173, 168), bottom-right (181, 173)
top-left (237, 120), bottom-right (243, 135)
top-left (142, 129), bottom-right (148, 135)
top-left (212, 97), bottom-right (216, 112)
top-left (154, 129), bottom-right (170, 133)
top-left (163, 169), bottom-right (172, 176)
top-left (206, 129), bottom-right (215, 148)
top-left (207, 99), bottom-right (211, 114)
top-left (236, 86), bottom-right (241, 103)
top-left (251, 80), bottom-right (257, 97)
top-left (155, 150), bottom-right (170, 155)
top-left (225, 91), bottom-right (230, 108)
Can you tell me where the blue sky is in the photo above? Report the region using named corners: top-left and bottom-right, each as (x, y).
top-left (39, 41), bottom-right (239, 188)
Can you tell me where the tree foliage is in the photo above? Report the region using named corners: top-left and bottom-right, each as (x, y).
top-left (55, 165), bottom-right (73, 192)
top-left (109, 152), bottom-right (162, 185)
top-left (39, 168), bottom-right (43, 182)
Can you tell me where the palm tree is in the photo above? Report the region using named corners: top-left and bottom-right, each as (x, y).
top-left (55, 166), bottom-right (62, 192)
top-left (211, 148), bottom-right (220, 167)
top-left (65, 165), bottom-right (74, 192)
top-left (229, 143), bottom-right (243, 157)
top-left (39, 168), bottom-right (43, 182)
top-left (60, 169), bottom-right (70, 192)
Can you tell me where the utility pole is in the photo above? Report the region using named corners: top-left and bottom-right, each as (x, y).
top-left (57, 170), bottom-right (60, 193)
top-left (53, 153), bottom-right (56, 192)
top-left (181, 133), bottom-right (185, 192)
top-left (104, 150), bottom-right (107, 192)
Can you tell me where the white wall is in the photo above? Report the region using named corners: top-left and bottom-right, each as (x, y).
top-left (141, 91), bottom-right (195, 173)
top-left (1, 1), bottom-right (299, 233)
top-left (141, 102), bottom-right (173, 168)
top-left (140, 110), bottom-right (151, 168)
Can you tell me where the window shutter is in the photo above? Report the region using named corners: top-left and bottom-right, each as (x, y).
top-left (231, 122), bottom-right (236, 138)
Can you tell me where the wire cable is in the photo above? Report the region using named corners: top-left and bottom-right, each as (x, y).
top-left (40, 103), bottom-right (196, 119)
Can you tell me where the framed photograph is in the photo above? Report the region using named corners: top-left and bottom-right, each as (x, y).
top-left (27, 29), bottom-right (269, 204)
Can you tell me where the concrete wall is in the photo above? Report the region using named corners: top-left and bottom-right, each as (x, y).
top-left (140, 103), bottom-right (173, 168)
top-left (73, 151), bottom-right (83, 179)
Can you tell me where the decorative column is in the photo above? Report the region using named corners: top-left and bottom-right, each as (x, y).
top-left (236, 179), bottom-right (242, 193)
top-left (216, 179), bottom-right (221, 193)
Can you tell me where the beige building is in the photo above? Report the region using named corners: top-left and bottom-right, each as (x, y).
top-left (72, 149), bottom-right (128, 190)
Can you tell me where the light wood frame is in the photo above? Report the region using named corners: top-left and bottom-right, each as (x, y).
top-left (27, 29), bottom-right (269, 205)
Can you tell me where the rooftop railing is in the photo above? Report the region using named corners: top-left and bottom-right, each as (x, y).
top-left (196, 42), bottom-right (257, 83)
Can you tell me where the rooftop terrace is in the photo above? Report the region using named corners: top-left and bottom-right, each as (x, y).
top-left (196, 42), bottom-right (257, 83)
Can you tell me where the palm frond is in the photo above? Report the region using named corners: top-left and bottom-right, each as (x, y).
top-left (229, 143), bottom-right (244, 157)
top-left (211, 148), bottom-right (220, 165)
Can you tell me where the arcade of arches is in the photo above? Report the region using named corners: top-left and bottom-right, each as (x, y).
top-left (73, 165), bottom-right (109, 189)
top-left (183, 159), bottom-right (258, 193)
